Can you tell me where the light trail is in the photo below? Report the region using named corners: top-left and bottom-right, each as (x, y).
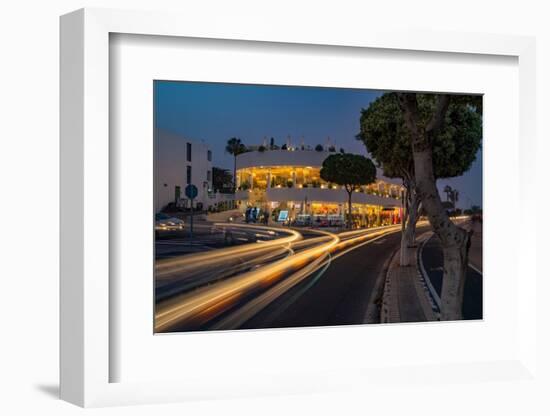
top-left (155, 223), bottom-right (413, 332)
top-left (155, 229), bottom-right (339, 332)
top-left (209, 225), bottom-right (408, 330)
top-left (210, 252), bottom-right (332, 330)
top-left (156, 223), bottom-right (302, 280)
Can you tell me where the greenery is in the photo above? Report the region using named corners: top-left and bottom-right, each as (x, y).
top-left (357, 93), bottom-right (482, 268)
top-left (357, 93), bottom-right (482, 181)
top-left (258, 145), bottom-right (267, 152)
top-left (212, 167), bottom-right (233, 193)
top-left (281, 144), bottom-right (288, 150)
top-left (225, 137), bottom-right (248, 191)
top-left (328, 145), bottom-right (336, 152)
top-left (286, 180), bottom-right (293, 188)
top-left (390, 92), bottom-right (482, 320)
top-left (315, 144), bottom-right (324, 152)
top-left (320, 153), bottom-right (376, 228)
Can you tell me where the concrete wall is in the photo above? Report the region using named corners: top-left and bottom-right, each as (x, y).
top-left (155, 128), bottom-right (212, 212)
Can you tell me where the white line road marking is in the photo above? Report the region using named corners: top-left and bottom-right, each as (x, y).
top-left (468, 263), bottom-right (483, 276)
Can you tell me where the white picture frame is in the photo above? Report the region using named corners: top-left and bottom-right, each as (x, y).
top-left (60, 8), bottom-right (537, 407)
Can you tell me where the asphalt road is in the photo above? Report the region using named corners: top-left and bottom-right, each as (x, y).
top-left (155, 222), bottom-right (292, 259)
top-left (240, 229), bottom-right (405, 329)
top-left (420, 234), bottom-right (483, 320)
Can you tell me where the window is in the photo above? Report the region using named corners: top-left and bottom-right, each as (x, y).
top-left (186, 142), bottom-right (192, 162)
top-left (186, 165), bottom-right (192, 184)
top-left (207, 150), bottom-right (212, 161)
top-left (207, 170), bottom-right (212, 181)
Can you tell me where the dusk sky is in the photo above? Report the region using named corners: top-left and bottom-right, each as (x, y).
top-left (155, 81), bottom-right (482, 209)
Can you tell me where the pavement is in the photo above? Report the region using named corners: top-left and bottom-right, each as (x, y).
top-left (381, 232), bottom-right (438, 323)
top-left (382, 219), bottom-right (483, 322)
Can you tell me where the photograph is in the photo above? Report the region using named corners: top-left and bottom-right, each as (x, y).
top-left (153, 81), bottom-right (483, 333)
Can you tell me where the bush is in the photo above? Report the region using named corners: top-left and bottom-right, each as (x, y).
top-left (328, 146), bottom-right (336, 152)
top-left (258, 145), bottom-right (266, 152)
top-left (281, 144), bottom-right (288, 150)
top-left (286, 181), bottom-right (293, 188)
top-left (315, 144), bottom-right (324, 152)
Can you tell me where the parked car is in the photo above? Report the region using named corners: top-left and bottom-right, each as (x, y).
top-left (294, 214), bottom-right (312, 226)
top-left (313, 215), bottom-right (329, 227)
top-left (155, 213), bottom-right (184, 237)
top-left (328, 214), bottom-right (345, 227)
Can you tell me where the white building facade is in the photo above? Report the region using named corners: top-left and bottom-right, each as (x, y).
top-left (155, 129), bottom-right (216, 213)
top-left (235, 149), bottom-right (404, 227)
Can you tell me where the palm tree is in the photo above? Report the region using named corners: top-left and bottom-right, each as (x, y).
top-left (225, 137), bottom-right (247, 192)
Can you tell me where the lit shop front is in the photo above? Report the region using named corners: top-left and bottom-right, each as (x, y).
top-left (234, 149), bottom-right (403, 227)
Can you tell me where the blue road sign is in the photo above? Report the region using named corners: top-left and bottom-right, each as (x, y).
top-left (185, 184), bottom-right (198, 199)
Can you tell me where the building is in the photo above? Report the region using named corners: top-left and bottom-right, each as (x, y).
top-left (155, 129), bottom-right (233, 213)
top-left (235, 148), bottom-right (403, 227)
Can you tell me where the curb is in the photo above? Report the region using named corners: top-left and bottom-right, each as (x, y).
top-left (380, 249), bottom-right (401, 323)
top-left (364, 247), bottom-right (399, 324)
top-left (380, 232), bottom-right (439, 323)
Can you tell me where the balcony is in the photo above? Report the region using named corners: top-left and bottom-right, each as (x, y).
top-left (233, 186), bottom-right (400, 208)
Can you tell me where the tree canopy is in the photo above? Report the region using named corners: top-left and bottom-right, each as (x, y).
top-left (320, 153), bottom-right (376, 192)
top-left (357, 93), bottom-right (482, 182)
top-left (225, 137), bottom-right (247, 156)
top-left (212, 167), bottom-right (233, 193)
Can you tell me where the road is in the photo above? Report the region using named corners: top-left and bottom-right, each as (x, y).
top-left (242, 229), bottom-right (407, 329)
top-left (155, 222), bottom-right (413, 332)
top-left (420, 232), bottom-right (483, 320)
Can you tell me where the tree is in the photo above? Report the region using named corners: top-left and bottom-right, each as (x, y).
top-left (212, 167), bottom-right (233, 193)
top-left (225, 137), bottom-right (247, 192)
top-left (315, 144), bottom-right (324, 152)
top-left (395, 92), bottom-right (482, 320)
top-left (443, 185), bottom-right (459, 208)
top-left (358, 93), bottom-right (481, 268)
top-left (320, 154), bottom-right (376, 229)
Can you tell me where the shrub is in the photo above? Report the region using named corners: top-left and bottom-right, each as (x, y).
top-left (315, 144), bottom-right (324, 152)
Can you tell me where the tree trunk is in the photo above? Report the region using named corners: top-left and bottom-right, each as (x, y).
top-left (398, 93), bottom-right (471, 320)
top-left (400, 187), bottom-right (419, 266)
top-left (347, 191), bottom-right (353, 229)
top-left (233, 155), bottom-right (237, 192)
top-left (413, 148), bottom-right (470, 320)
top-left (406, 191), bottom-right (419, 247)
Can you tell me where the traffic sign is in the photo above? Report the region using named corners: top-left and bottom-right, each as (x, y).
top-left (185, 184), bottom-right (198, 199)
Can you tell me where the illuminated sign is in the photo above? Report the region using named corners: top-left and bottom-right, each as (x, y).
top-left (277, 210), bottom-right (289, 222)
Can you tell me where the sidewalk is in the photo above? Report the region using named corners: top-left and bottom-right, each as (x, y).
top-left (380, 220), bottom-right (482, 323)
top-left (380, 232), bottom-right (439, 323)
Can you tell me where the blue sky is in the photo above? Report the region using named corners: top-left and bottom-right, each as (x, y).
top-left (155, 81), bottom-right (482, 209)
